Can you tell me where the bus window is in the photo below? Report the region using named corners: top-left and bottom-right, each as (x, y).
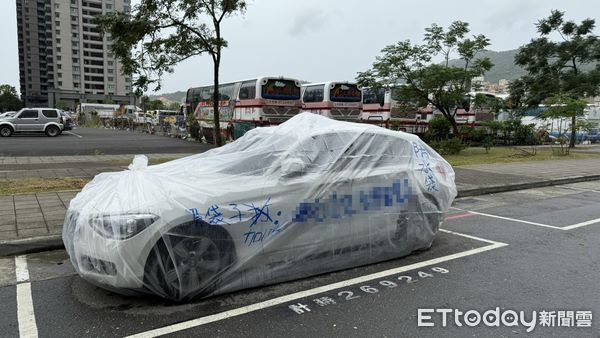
top-left (330, 84), bottom-right (361, 103)
top-left (202, 87), bottom-right (213, 101)
top-left (239, 80), bottom-right (257, 100)
top-left (362, 88), bottom-right (385, 105)
top-left (461, 95), bottom-right (471, 112)
top-left (303, 85), bottom-right (324, 102)
top-left (219, 83), bottom-right (235, 101)
top-left (261, 79), bottom-right (301, 100)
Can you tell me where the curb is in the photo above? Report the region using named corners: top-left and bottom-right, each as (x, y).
top-left (2, 175), bottom-right (600, 257)
top-left (0, 235), bottom-right (64, 257)
top-left (2, 189), bottom-right (82, 197)
top-left (457, 174), bottom-right (600, 197)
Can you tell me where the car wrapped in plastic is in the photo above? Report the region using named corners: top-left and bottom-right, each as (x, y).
top-left (62, 112), bottom-right (457, 301)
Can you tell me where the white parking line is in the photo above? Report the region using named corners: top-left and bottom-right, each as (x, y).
top-left (64, 131), bottom-right (83, 138)
top-left (438, 228), bottom-right (505, 245)
top-left (126, 232), bottom-right (508, 338)
top-left (467, 210), bottom-right (564, 230)
top-left (15, 255), bottom-right (38, 338)
top-left (562, 217), bottom-right (600, 230)
top-left (466, 210), bottom-right (600, 231)
top-left (15, 256), bottom-right (30, 283)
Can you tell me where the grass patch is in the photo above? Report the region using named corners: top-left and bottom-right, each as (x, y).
top-left (0, 177), bottom-right (90, 195)
top-left (444, 146), bottom-right (600, 166)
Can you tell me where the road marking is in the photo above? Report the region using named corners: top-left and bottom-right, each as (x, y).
top-left (467, 210), bottom-right (600, 231)
top-left (562, 217), bottom-right (600, 230)
top-left (126, 232), bottom-right (507, 338)
top-left (15, 256), bottom-right (30, 283)
top-left (445, 212), bottom-right (475, 221)
top-left (438, 228), bottom-right (504, 245)
top-left (15, 255), bottom-right (38, 338)
top-left (467, 210), bottom-right (564, 230)
top-left (64, 131), bottom-right (83, 138)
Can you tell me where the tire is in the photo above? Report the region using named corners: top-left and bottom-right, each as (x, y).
top-left (45, 125), bottom-right (60, 137)
top-left (0, 126), bottom-right (13, 137)
top-left (144, 222), bottom-right (235, 301)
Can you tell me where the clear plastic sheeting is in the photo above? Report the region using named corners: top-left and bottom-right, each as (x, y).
top-left (62, 112), bottom-right (457, 301)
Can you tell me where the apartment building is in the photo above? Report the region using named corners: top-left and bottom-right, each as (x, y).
top-left (16, 0), bottom-right (135, 109)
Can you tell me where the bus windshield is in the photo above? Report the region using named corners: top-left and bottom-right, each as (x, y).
top-left (362, 88), bottom-right (385, 104)
top-left (330, 84), bottom-right (361, 103)
top-left (261, 79), bottom-right (300, 100)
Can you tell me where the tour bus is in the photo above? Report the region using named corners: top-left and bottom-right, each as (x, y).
top-left (301, 81), bottom-right (362, 121)
top-left (186, 76), bottom-right (302, 140)
top-left (455, 91), bottom-right (501, 125)
top-left (76, 103), bottom-right (143, 125)
top-left (147, 109), bottom-right (183, 125)
top-left (361, 88), bottom-right (500, 133)
top-left (361, 87), bottom-right (433, 133)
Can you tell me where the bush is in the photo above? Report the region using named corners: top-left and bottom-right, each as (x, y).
top-left (482, 136), bottom-right (495, 154)
top-left (513, 123), bottom-right (539, 145)
top-left (186, 113), bottom-right (200, 140)
top-left (83, 114), bottom-right (101, 128)
top-left (428, 138), bottom-right (466, 155)
top-left (460, 125), bottom-right (491, 146)
top-left (427, 116), bottom-right (452, 140)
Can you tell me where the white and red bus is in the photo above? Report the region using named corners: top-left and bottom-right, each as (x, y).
top-left (186, 76), bottom-right (302, 139)
top-left (361, 87), bottom-right (433, 133)
top-left (454, 91), bottom-right (500, 126)
top-left (301, 82), bottom-right (362, 121)
top-left (362, 88), bottom-right (501, 133)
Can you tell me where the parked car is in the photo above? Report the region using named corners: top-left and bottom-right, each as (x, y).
top-left (63, 112), bottom-right (457, 301)
top-left (0, 108), bottom-right (63, 137)
top-left (133, 112), bottom-right (159, 126)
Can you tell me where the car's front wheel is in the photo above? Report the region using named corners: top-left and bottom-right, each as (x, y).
top-left (45, 125), bottom-right (60, 137)
top-left (0, 126), bottom-right (13, 137)
top-left (144, 222), bottom-right (235, 301)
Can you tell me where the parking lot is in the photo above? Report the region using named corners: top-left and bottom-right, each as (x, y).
top-left (0, 181), bottom-right (598, 337)
top-left (0, 127), bottom-right (212, 157)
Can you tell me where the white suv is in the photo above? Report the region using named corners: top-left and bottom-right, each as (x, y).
top-left (0, 108), bottom-right (64, 137)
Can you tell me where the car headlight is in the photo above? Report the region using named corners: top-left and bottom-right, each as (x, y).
top-left (90, 214), bottom-right (158, 240)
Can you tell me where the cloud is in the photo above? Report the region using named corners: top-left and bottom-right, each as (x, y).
top-left (288, 8), bottom-right (329, 37)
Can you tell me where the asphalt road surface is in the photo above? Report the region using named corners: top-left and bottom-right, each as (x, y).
top-left (0, 181), bottom-right (599, 337)
top-left (0, 127), bottom-right (213, 157)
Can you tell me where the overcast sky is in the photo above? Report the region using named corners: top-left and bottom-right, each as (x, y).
top-left (1, 0), bottom-right (598, 95)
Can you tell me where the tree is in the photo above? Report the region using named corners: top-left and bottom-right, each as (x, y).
top-left (149, 99), bottom-right (166, 111)
top-left (512, 10), bottom-right (600, 148)
top-left (539, 93), bottom-right (587, 140)
top-left (0, 85), bottom-right (24, 112)
top-left (55, 100), bottom-right (70, 111)
top-left (472, 93), bottom-right (505, 116)
top-left (356, 21), bottom-right (493, 136)
top-left (427, 115), bottom-right (451, 140)
top-left (96, 0), bottom-right (247, 146)
top-left (168, 102), bottom-right (182, 111)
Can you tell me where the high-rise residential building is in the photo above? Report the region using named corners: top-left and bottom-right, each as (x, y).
top-left (16, 0), bottom-right (134, 109)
